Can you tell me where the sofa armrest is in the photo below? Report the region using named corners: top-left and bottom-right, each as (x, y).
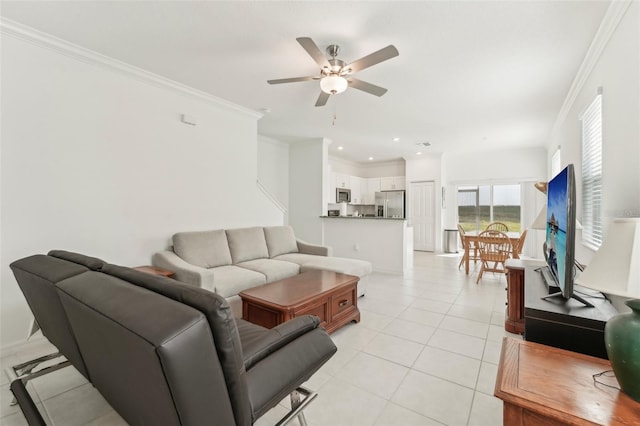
top-left (296, 239), bottom-right (332, 257)
top-left (239, 316), bottom-right (320, 370)
top-left (152, 251), bottom-right (215, 289)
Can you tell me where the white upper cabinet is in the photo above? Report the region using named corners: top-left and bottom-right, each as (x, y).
top-left (350, 176), bottom-right (363, 204)
top-left (334, 173), bottom-right (350, 189)
top-left (328, 172), bottom-right (404, 204)
top-left (380, 176), bottom-right (405, 191)
top-left (364, 178), bottom-right (381, 204)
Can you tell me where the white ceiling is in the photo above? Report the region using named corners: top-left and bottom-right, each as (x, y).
top-left (1, 1), bottom-right (610, 163)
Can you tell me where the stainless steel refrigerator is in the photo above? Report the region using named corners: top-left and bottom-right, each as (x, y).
top-left (375, 191), bottom-right (405, 218)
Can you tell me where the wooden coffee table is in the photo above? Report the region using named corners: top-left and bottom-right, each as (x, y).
top-left (239, 270), bottom-right (360, 333)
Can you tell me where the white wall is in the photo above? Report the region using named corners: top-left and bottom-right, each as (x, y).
top-left (0, 27), bottom-right (282, 348)
top-left (443, 147), bottom-right (547, 184)
top-left (289, 138), bottom-right (329, 244)
top-left (329, 156), bottom-right (405, 178)
top-left (257, 135), bottom-right (290, 220)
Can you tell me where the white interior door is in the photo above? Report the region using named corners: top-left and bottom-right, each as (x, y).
top-left (411, 181), bottom-right (435, 251)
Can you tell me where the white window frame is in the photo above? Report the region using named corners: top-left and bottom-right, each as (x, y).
top-left (580, 93), bottom-right (603, 250)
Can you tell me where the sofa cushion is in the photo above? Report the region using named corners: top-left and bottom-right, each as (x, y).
top-left (263, 226), bottom-right (299, 258)
top-left (236, 259), bottom-right (300, 283)
top-left (173, 230), bottom-right (232, 269)
top-left (226, 227), bottom-right (269, 264)
top-left (300, 256), bottom-right (372, 278)
top-left (205, 265), bottom-right (267, 298)
top-left (273, 253), bottom-right (325, 266)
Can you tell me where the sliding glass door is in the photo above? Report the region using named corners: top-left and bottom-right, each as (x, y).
top-left (457, 184), bottom-right (521, 232)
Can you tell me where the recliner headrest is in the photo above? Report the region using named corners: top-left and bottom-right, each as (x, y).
top-left (48, 250), bottom-right (106, 271)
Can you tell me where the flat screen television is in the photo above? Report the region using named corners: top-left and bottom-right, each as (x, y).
top-left (541, 164), bottom-right (593, 307)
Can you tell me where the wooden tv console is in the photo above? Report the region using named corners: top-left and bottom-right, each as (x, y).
top-left (505, 259), bottom-right (618, 359)
top-left (495, 338), bottom-right (640, 425)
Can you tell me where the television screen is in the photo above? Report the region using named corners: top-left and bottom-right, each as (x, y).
top-left (546, 166), bottom-right (571, 295)
top-left (541, 164), bottom-right (593, 307)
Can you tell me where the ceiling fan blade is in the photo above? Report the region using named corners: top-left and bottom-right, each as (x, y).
top-left (315, 91), bottom-right (330, 107)
top-left (348, 78), bottom-right (388, 97)
top-left (267, 76), bottom-right (318, 85)
top-left (297, 37), bottom-right (331, 68)
top-left (346, 45), bottom-right (399, 73)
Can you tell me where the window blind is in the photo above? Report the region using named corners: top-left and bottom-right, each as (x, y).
top-left (581, 94), bottom-right (602, 249)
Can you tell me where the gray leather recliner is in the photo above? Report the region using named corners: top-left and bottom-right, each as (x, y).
top-left (9, 251), bottom-right (337, 425)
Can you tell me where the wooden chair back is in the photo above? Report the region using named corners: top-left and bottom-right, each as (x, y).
top-left (457, 224), bottom-right (479, 268)
top-left (486, 222), bottom-right (509, 232)
top-left (515, 229), bottom-right (528, 255)
top-left (476, 230), bottom-right (512, 283)
top-left (457, 224), bottom-right (466, 248)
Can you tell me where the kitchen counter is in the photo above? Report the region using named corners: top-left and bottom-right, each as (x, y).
top-left (320, 216), bottom-right (406, 220)
top-left (321, 216), bottom-right (413, 274)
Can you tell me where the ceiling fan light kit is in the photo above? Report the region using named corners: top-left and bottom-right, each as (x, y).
top-left (320, 75), bottom-right (348, 94)
top-left (268, 37), bottom-right (398, 107)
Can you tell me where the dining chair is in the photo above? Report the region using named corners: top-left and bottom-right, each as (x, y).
top-left (476, 230), bottom-right (513, 284)
top-left (457, 224), bottom-right (479, 269)
top-left (486, 222), bottom-right (509, 232)
top-left (515, 229), bottom-right (528, 256)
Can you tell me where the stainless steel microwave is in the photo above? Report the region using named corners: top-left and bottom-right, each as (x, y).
top-left (336, 188), bottom-right (351, 203)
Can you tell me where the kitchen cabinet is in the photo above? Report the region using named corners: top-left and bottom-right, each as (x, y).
top-left (328, 172), bottom-right (404, 205)
top-left (364, 178), bottom-right (380, 205)
top-left (330, 172), bottom-right (350, 203)
top-left (380, 176), bottom-right (405, 191)
top-left (350, 176), bottom-right (363, 204)
top-left (334, 173), bottom-right (350, 189)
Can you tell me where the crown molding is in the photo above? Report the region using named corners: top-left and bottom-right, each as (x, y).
top-left (0, 18), bottom-right (262, 119)
top-left (549, 0), bottom-right (632, 139)
top-left (257, 134), bottom-right (290, 148)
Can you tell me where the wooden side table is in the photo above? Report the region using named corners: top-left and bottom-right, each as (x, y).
top-left (504, 259), bottom-right (526, 334)
top-left (134, 265), bottom-right (175, 278)
top-left (495, 338), bottom-right (640, 425)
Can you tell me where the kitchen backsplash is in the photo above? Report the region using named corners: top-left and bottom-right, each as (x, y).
top-left (327, 203), bottom-right (376, 216)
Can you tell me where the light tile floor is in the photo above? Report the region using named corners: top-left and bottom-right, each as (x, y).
top-left (1, 252), bottom-right (522, 425)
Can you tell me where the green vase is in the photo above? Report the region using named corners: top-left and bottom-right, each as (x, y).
top-left (605, 299), bottom-right (640, 402)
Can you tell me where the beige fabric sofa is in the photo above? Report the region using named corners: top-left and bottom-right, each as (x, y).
top-left (152, 226), bottom-right (371, 316)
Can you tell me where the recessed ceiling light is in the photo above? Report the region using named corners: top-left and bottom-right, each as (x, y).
top-left (337, 146), bottom-right (343, 150)
top-left (392, 137), bottom-right (400, 142)
top-left (416, 151), bottom-right (422, 155)
top-left (368, 157), bottom-right (374, 161)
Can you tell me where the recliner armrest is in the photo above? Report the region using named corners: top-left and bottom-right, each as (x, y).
top-left (152, 251), bottom-right (215, 289)
top-left (296, 239), bottom-right (332, 257)
top-left (238, 316), bottom-right (320, 370)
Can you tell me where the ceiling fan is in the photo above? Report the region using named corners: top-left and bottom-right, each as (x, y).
top-left (267, 37), bottom-right (399, 107)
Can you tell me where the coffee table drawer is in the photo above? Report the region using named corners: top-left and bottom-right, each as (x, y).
top-left (297, 301), bottom-right (328, 327)
top-left (331, 288), bottom-right (356, 318)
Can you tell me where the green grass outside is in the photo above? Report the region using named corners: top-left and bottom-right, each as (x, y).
top-left (458, 206), bottom-right (521, 232)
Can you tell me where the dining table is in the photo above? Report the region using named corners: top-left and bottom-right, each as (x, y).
top-left (462, 230), bottom-right (522, 275)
